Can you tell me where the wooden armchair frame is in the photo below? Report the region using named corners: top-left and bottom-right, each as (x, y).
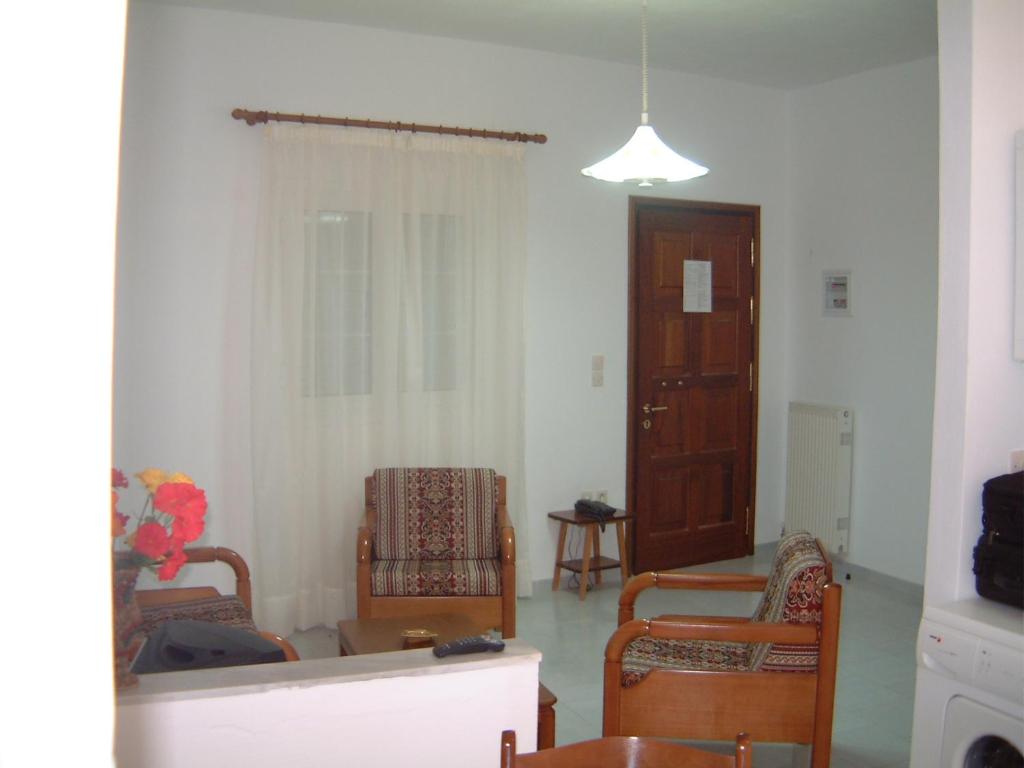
top-left (136, 546), bottom-right (299, 661)
top-left (357, 474), bottom-right (516, 637)
top-left (500, 729), bottom-right (752, 768)
top-left (603, 552), bottom-right (841, 768)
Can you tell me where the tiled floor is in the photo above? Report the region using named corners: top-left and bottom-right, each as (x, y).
top-left (289, 544), bottom-right (922, 767)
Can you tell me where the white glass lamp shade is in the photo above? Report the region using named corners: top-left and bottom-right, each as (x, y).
top-left (581, 123), bottom-right (708, 186)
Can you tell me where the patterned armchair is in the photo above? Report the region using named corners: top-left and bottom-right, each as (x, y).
top-left (357, 468), bottom-right (516, 637)
top-left (603, 531), bottom-right (841, 768)
top-left (135, 546), bottom-right (299, 661)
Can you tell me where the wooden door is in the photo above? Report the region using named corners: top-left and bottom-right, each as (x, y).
top-left (628, 198), bottom-right (758, 573)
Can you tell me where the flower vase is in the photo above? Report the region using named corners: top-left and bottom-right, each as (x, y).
top-left (112, 561), bottom-right (144, 689)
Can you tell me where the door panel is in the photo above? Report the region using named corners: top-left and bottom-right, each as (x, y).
top-left (701, 232), bottom-right (741, 297)
top-left (658, 312), bottom-right (690, 370)
top-left (693, 387), bottom-right (738, 453)
top-left (653, 232), bottom-right (692, 296)
top-left (628, 198), bottom-right (758, 572)
top-left (701, 312), bottom-right (739, 374)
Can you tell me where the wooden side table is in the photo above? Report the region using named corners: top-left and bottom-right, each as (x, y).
top-left (548, 509), bottom-right (633, 600)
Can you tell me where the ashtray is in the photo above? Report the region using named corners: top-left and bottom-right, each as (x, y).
top-left (401, 628), bottom-right (438, 649)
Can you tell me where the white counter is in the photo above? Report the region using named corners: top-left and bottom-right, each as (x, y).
top-left (116, 639), bottom-right (541, 767)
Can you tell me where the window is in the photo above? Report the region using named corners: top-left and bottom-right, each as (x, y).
top-left (401, 214), bottom-right (459, 393)
top-left (305, 211), bottom-right (459, 396)
top-left (304, 211), bottom-right (372, 397)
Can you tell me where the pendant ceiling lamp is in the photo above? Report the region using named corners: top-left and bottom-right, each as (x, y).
top-left (581, 0), bottom-right (708, 186)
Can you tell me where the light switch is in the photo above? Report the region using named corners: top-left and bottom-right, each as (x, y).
top-left (591, 355), bottom-right (604, 387)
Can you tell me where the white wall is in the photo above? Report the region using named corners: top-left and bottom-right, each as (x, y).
top-left (787, 58), bottom-right (939, 583)
top-left (115, 2), bottom-right (793, 598)
top-left (116, 644), bottom-right (540, 767)
top-left (924, 0), bottom-right (1024, 605)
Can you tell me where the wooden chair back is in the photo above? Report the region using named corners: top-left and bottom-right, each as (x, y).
top-left (499, 730), bottom-right (751, 768)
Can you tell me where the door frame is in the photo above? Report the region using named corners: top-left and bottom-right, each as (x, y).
top-left (626, 196), bottom-right (761, 568)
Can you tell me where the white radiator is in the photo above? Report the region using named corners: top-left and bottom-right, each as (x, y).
top-left (784, 402), bottom-right (853, 555)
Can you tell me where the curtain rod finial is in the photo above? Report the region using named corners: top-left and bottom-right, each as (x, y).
top-left (231, 108), bottom-right (269, 126)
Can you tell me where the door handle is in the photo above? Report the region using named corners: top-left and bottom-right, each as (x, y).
top-left (642, 403), bottom-right (669, 415)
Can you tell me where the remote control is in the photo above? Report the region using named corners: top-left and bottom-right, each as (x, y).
top-left (432, 635), bottom-right (506, 658)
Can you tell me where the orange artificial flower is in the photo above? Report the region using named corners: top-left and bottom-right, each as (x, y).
top-left (135, 467), bottom-right (168, 494)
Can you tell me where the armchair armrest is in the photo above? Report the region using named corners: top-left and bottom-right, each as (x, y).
top-left (499, 522), bottom-right (516, 637)
top-left (605, 617), bottom-right (819, 663)
top-left (356, 524), bottom-right (374, 618)
top-left (176, 546), bottom-right (253, 612)
top-left (256, 631), bottom-right (301, 661)
top-left (618, 571), bottom-right (769, 625)
top-left (356, 525), bottom-right (373, 564)
top-left (653, 614), bottom-right (751, 624)
top-left (499, 524), bottom-right (515, 565)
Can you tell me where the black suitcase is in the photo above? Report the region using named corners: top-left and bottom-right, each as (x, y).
top-left (982, 471), bottom-right (1023, 544)
top-left (973, 533), bottom-right (1024, 609)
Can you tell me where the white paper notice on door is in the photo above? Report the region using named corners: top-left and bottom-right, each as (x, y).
top-left (683, 260), bottom-right (712, 312)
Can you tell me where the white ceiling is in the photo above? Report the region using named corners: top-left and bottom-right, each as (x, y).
top-left (137, 0), bottom-right (938, 90)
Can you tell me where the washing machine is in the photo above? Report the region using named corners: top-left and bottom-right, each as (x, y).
top-left (911, 599), bottom-right (1024, 767)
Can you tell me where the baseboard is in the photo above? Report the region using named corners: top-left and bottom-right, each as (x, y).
top-left (830, 556), bottom-right (925, 603)
top-left (523, 540), bottom-right (925, 605)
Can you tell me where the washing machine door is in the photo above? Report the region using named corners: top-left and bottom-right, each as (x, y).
top-left (941, 696), bottom-right (1024, 767)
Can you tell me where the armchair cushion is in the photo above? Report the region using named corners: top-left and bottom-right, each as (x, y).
top-left (139, 595), bottom-right (258, 637)
top-left (370, 558), bottom-right (504, 597)
top-left (372, 468), bottom-right (500, 561)
top-left (622, 638), bottom-right (751, 688)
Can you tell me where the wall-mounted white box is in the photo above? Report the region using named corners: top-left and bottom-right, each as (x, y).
top-left (823, 270), bottom-right (852, 317)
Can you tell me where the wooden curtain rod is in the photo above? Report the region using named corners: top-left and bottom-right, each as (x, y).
top-left (231, 108), bottom-right (547, 145)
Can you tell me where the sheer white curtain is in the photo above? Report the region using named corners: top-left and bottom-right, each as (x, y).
top-left (251, 124), bottom-right (530, 634)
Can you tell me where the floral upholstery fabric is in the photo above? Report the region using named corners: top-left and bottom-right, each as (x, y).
top-left (370, 558), bottom-right (503, 597)
top-left (139, 595), bottom-right (258, 637)
top-left (622, 638), bottom-right (751, 688)
top-left (748, 530), bottom-right (828, 672)
top-left (620, 530), bottom-right (827, 687)
top-left (372, 468), bottom-right (499, 561)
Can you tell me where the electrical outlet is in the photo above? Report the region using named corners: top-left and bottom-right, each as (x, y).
top-left (596, 490), bottom-right (608, 503)
top-left (1011, 449), bottom-right (1024, 473)
top-left (580, 490), bottom-right (593, 501)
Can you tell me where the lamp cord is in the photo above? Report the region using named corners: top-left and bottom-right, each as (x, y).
top-left (641, 0), bottom-right (649, 123)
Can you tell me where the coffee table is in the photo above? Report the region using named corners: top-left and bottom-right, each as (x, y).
top-left (336, 613), bottom-right (557, 749)
top-left (337, 613), bottom-right (479, 656)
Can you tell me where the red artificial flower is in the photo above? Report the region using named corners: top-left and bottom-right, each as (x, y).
top-left (153, 482), bottom-right (208, 522)
top-left (171, 512), bottom-right (205, 544)
top-left (134, 521), bottom-right (172, 559)
top-left (112, 490), bottom-right (128, 538)
top-left (157, 545), bottom-right (188, 581)
top-left (111, 468), bottom-right (130, 489)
